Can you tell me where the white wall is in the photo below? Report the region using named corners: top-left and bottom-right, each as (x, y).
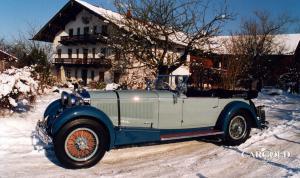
top-left (53, 9), bottom-right (113, 60)
top-left (52, 9), bottom-right (114, 84)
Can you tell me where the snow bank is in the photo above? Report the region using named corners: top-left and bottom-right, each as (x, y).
top-left (0, 66), bottom-right (38, 110)
top-left (0, 92), bottom-right (299, 177)
top-left (105, 83), bottom-right (119, 90)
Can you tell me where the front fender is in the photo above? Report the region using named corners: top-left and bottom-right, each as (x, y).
top-left (216, 101), bottom-right (261, 134)
top-left (51, 105), bottom-right (116, 149)
top-left (44, 99), bottom-right (61, 118)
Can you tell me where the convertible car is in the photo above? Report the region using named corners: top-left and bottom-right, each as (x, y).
top-left (36, 75), bottom-right (266, 168)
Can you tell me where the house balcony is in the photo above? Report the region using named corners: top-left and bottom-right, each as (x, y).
top-left (59, 34), bottom-right (108, 45)
top-left (53, 58), bottom-right (111, 67)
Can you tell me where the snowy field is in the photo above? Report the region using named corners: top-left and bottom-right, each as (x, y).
top-left (0, 91), bottom-right (299, 178)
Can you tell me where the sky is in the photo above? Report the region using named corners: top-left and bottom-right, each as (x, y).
top-left (0, 0), bottom-right (299, 42)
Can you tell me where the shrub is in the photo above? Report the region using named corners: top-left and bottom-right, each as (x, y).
top-left (0, 66), bottom-right (38, 110)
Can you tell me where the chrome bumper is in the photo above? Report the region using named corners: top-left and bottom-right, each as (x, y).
top-left (35, 119), bottom-right (52, 144)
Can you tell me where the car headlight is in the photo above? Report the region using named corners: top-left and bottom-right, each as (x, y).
top-left (68, 94), bottom-right (79, 106)
top-left (61, 91), bottom-right (69, 105)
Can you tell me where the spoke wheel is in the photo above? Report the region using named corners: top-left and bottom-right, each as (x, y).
top-left (222, 111), bottom-right (251, 146)
top-left (65, 128), bottom-right (99, 162)
top-left (228, 116), bottom-right (247, 140)
top-left (53, 118), bottom-right (108, 169)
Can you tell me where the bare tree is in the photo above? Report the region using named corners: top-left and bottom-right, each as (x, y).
top-left (11, 23), bottom-right (55, 92)
top-left (11, 23), bottom-right (53, 62)
top-left (109, 0), bottom-right (232, 77)
top-left (223, 11), bottom-right (294, 89)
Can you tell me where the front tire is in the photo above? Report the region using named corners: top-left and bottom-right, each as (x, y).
top-left (223, 111), bottom-right (251, 146)
top-left (53, 118), bottom-right (108, 169)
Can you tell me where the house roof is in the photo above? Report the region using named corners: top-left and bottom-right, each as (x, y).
top-left (33, 0), bottom-right (188, 46)
top-left (33, 0), bottom-right (109, 42)
top-left (210, 34), bottom-right (300, 55)
top-left (0, 49), bottom-right (18, 61)
top-left (34, 0), bottom-right (300, 55)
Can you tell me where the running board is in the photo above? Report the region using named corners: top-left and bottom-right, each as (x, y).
top-left (160, 130), bottom-right (224, 141)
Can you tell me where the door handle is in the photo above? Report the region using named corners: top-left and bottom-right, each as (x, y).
top-left (212, 105), bottom-right (218, 108)
top-left (144, 122), bottom-right (153, 128)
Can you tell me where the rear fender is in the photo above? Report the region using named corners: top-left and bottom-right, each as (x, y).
top-left (215, 101), bottom-right (261, 136)
top-left (51, 105), bottom-right (116, 150)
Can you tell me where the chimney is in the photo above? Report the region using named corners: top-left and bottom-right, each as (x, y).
top-left (126, 10), bottom-right (132, 19)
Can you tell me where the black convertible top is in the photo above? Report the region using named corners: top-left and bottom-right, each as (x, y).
top-left (186, 88), bottom-right (258, 100)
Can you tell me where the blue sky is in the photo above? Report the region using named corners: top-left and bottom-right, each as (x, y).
top-left (0, 0), bottom-right (299, 42)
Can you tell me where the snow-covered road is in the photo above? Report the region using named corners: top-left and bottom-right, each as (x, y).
top-left (0, 92), bottom-right (299, 178)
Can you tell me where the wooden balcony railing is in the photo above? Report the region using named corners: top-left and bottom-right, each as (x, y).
top-left (53, 58), bottom-right (111, 66)
top-left (59, 34), bottom-right (108, 45)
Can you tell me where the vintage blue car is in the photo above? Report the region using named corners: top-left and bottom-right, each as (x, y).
top-left (36, 75), bottom-right (266, 168)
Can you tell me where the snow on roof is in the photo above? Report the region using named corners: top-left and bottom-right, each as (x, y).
top-left (49, 1), bottom-right (299, 55)
top-left (75, 0), bottom-right (188, 46)
top-left (75, 0), bottom-right (123, 23)
top-left (0, 49), bottom-right (18, 61)
top-left (208, 34), bottom-right (300, 55)
top-left (273, 34), bottom-right (300, 54)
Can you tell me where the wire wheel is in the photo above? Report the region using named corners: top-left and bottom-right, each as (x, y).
top-left (64, 128), bottom-right (99, 162)
top-left (228, 115), bottom-right (247, 140)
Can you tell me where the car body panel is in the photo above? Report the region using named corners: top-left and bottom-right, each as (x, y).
top-left (215, 100), bottom-right (259, 137)
top-left (118, 90), bottom-right (159, 128)
top-left (50, 105), bottom-right (116, 149)
top-left (40, 87), bottom-right (265, 150)
top-left (157, 91), bottom-right (183, 129)
top-left (89, 91), bottom-right (119, 126)
top-left (44, 99), bottom-right (61, 118)
top-left (182, 97), bottom-right (219, 128)
top-left (113, 126), bottom-right (219, 146)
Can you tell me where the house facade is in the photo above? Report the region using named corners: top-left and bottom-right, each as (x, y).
top-left (52, 9), bottom-right (114, 85)
top-left (33, 0), bottom-right (127, 86)
top-left (33, 0), bottom-right (188, 87)
top-left (33, 0), bottom-right (119, 85)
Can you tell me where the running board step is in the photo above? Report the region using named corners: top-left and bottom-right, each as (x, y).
top-left (160, 130), bottom-right (224, 141)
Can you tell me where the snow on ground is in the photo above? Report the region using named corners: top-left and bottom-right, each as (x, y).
top-left (0, 91), bottom-right (299, 178)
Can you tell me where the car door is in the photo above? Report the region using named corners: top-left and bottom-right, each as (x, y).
top-left (182, 97), bottom-right (219, 128)
top-left (157, 91), bottom-right (183, 129)
top-left (118, 90), bottom-right (159, 128)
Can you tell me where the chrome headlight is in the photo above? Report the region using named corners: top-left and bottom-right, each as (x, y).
top-left (61, 91), bottom-right (69, 105)
top-left (68, 94), bottom-right (80, 106)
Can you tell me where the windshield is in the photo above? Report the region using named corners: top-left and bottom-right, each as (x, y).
top-left (154, 75), bottom-right (189, 92)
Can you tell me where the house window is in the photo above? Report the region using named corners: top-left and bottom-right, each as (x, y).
top-left (101, 48), bottom-right (107, 57)
top-left (84, 27), bottom-right (89, 35)
top-left (75, 69), bottom-right (78, 79)
top-left (69, 28), bottom-right (73, 37)
top-left (76, 49), bottom-right (79, 58)
top-left (114, 72), bottom-right (121, 83)
top-left (92, 48), bottom-right (96, 58)
top-left (102, 25), bottom-right (108, 36)
top-left (91, 70), bottom-right (95, 81)
top-left (57, 49), bottom-right (62, 58)
top-left (99, 72), bottom-right (104, 82)
top-left (83, 48), bottom-right (88, 60)
top-left (65, 69), bottom-right (71, 79)
top-left (68, 49), bottom-right (72, 58)
top-left (77, 28), bottom-right (80, 35)
top-left (93, 26), bottom-right (97, 35)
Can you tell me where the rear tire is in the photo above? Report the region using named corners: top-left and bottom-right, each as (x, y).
top-left (53, 118), bottom-right (108, 169)
top-left (223, 111), bottom-right (251, 146)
